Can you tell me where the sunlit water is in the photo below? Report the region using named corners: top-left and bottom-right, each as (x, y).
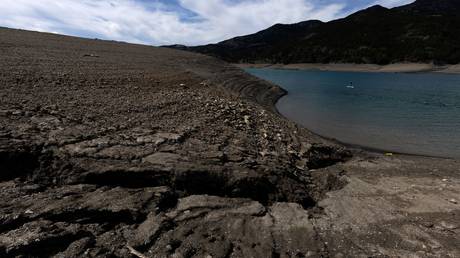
top-left (246, 68), bottom-right (460, 158)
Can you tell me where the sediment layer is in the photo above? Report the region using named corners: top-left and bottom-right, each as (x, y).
top-left (0, 28), bottom-right (351, 257)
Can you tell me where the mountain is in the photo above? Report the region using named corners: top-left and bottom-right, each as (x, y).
top-left (398, 0), bottom-right (460, 14)
top-left (168, 0), bottom-right (460, 65)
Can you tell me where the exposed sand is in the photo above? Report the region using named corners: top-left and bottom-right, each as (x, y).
top-left (438, 64), bottom-right (460, 74)
top-left (236, 63), bottom-right (460, 74)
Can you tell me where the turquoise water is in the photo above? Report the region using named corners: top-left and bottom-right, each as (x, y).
top-left (246, 68), bottom-right (460, 158)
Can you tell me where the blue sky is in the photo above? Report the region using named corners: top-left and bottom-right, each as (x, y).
top-left (0, 0), bottom-right (414, 46)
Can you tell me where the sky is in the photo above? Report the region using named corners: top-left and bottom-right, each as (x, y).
top-left (0, 0), bottom-right (414, 46)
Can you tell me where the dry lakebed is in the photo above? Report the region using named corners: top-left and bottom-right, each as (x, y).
top-left (0, 27), bottom-right (459, 257)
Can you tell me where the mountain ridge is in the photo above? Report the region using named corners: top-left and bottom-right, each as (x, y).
top-left (167, 0), bottom-right (460, 65)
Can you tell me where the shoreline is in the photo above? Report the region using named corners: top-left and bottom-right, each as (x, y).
top-left (236, 62), bottom-right (460, 74)
top-left (272, 92), bottom-right (455, 160)
top-left (243, 62), bottom-right (458, 160)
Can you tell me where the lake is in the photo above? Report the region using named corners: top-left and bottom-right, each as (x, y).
top-left (245, 68), bottom-right (460, 158)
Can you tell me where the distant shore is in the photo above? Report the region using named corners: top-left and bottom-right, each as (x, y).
top-left (236, 63), bottom-right (460, 74)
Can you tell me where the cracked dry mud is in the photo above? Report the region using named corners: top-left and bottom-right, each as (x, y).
top-left (0, 28), bottom-right (350, 257)
top-left (1, 27), bottom-right (459, 257)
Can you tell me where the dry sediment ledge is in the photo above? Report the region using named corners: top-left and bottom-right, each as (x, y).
top-left (1, 27), bottom-right (459, 257)
top-left (0, 27), bottom-right (349, 257)
top-left (237, 63), bottom-right (460, 74)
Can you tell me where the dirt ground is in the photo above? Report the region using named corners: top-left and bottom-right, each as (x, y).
top-left (0, 27), bottom-right (459, 257)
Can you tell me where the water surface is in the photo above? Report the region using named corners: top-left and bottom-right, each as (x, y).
top-left (246, 68), bottom-right (460, 158)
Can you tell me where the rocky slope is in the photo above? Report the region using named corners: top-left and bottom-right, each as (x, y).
top-left (171, 0), bottom-right (460, 65)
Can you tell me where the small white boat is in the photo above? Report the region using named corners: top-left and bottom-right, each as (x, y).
top-left (346, 82), bottom-right (354, 89)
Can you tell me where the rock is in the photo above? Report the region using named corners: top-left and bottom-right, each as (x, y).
top-left (143, 152), bottom-right (183, 166)
top-left (421, 221), bottom-right (434, 228)
top-left (83, 53), bottom-right (99, 57)
top-left (64, 144), bottom-right (98, 156)
top-left (0, 220), bottom-right (87, 256)
top-left (0, 110), bottom-right (12, 116)
top-left (200, 151), bottom-right (224, 163)
top-left (259, 150), bottom-right (270, 157)
top-left (440, 221), bottom-right (459, 230)
top-left (155, 132), bottom-right (184, 143)
top-left (243, 115), bottom-right (250, 125)
top-left (96, 145), bottom-right (152, 160)
top-left (296, 159), bottom-right (308, 170)
top-left (299, 142), bottom-right (312, 156)
top-left (136, 135), bottom-right (165, 145)
top-left (30, 115), bottom-right (61, 128)
top-left (172, 195), bottom-right (232, 213)
top-left (12, 110), bottom-right (23, 116)
top-left (276, 133), bottom-right (282, 140)
top-left (54, 237), bottom-right (95, 257)
top-left (130, 213), bottom-right (172, 249)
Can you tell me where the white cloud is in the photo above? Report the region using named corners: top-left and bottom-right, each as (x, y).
top-left (373, 0), bottom-right (415, 8)
top-left (179, 0), bottom-right (344, 44)
top-left (0, 0), bottom-right (346, 46)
